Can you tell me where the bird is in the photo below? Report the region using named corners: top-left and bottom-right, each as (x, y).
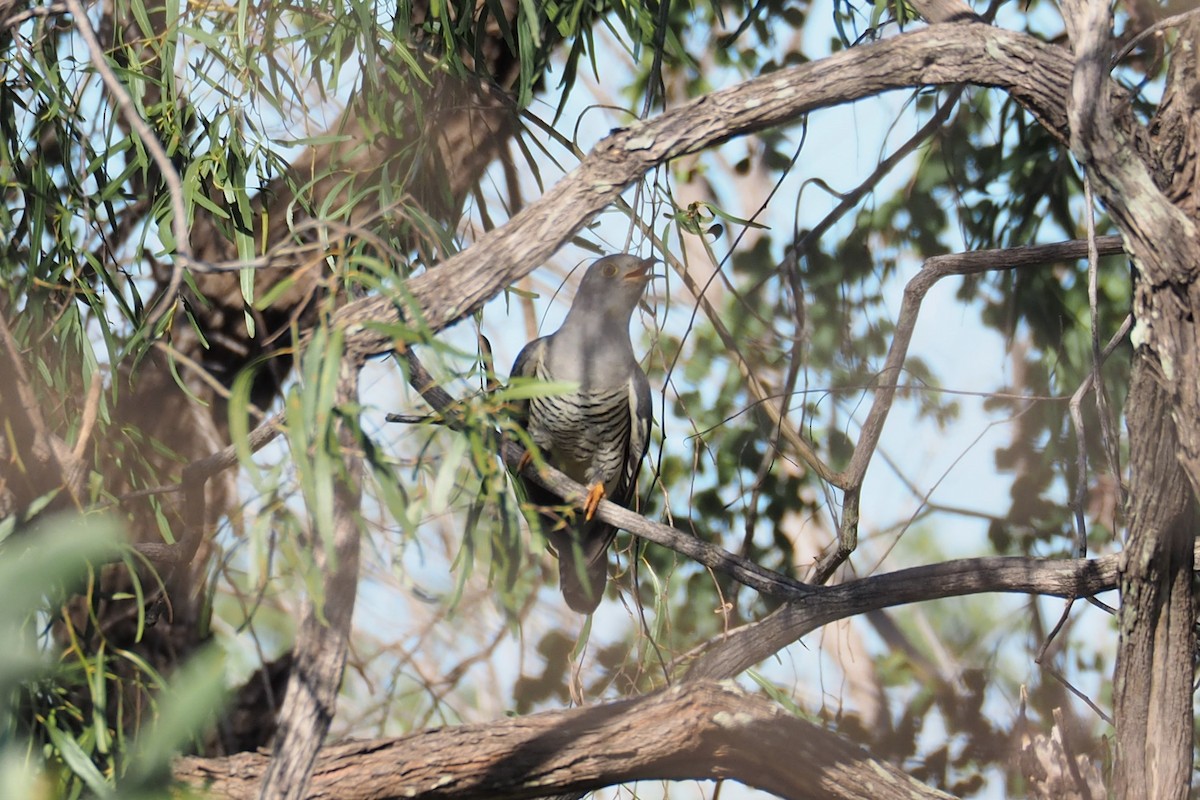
top-left (510, 254), bottom-right (654, 614)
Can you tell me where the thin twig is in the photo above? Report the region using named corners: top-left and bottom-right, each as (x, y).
top-left (71, 369), bottom-right (104, 460)
top-left (1067, 312), bottom-right (1132, 551)
top-left (1112, 7), bottom-right (1200, 66)
top-left (124, 414), bottom-right (284, 565)
top-left (2, 2), bottom-right (68, 28)
top-left (1084, 182), bottom-right (1124, 516)
top-left (806, 235), bottom-right (1128, 580)
top-left (63, 0), bottom-right (192, 329)
top-left (1045, 666), bottom-right (1113, 726)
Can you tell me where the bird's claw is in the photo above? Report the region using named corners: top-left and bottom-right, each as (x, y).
top-left (583, 482), bottom-right (605, 521)
top-left (516, 450), bottom-right (533, 473)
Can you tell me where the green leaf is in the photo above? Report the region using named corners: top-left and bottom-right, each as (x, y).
top-left (122, 648), bottom-right (227, 791)
top-left (493, 379), bottom-right (580, 401)
top-left (46, 721), bottom-right (114, 799)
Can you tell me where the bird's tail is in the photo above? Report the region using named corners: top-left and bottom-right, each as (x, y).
top-left (550, 522), bottom-right (615, 614)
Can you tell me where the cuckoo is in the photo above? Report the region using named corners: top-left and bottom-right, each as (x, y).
top-left (511, 254), bottom-right (654, 613)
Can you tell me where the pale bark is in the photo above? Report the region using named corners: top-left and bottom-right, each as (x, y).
top-left (1112, 362), bottom-right (1194, 799)
top-left (177, 681), bottom-right (952, 800)
top-left (27, 6), bottom-right (1197, 796)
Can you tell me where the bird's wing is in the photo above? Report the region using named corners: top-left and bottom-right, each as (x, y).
top-left (508, 335), bottom-right (559, 507)
top-left (510, 336), bottom-right (547, 379)
top-left (614, 363), bottom-right (653, 508)
top-left (508, 336), bottom-right (548, 425)
top-left (510, 337), bottom-right (548, 380)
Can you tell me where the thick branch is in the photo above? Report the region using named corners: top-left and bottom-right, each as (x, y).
top-left (907, 0), bottom-right (980, 24)
top-left (1065, 0), bottom-right (1200, 355)
top-left (175, 539), bottom-right (1147, 799)
top-left (176, 681), bottom-right (950, 800)
top-left (337, 22), bottom-right (1088, 353)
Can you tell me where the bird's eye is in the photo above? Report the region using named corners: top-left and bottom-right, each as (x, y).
top-left (602, 264), bottom-right (618, 277)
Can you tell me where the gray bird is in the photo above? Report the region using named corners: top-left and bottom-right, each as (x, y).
top-left (510, 254), bottom-right (654, 613)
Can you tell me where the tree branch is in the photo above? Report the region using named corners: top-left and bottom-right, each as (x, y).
top-left (398, 230), bottom-right (1132, 674)
top-left (175, 680), bottom-right (952, 800)
top-left (337, 22), bottom-right (1091, 355)
top-left (1112, 361), bottom-right (1195, 799)
top-left (397, 347), bottom-right (813, 600)
top-left (811, 234), bottom-right (1126, 579)
top-left (1059, 2), bottom-right (1200, 792)
top-left (683, 545), bottom-right (1123, 681)
top-left (174, 533), bottom-right (1148, 800)
top-left (259, 359), bottom-right (364, 799)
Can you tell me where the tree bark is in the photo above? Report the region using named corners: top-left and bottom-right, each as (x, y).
top-left (46, 9), bottom-right (1196, 795)
top-left (1113, 361), bottom-right (1195, 800)
top-left (37, 0), bottom-right (525, 757)
top-left (1059, 1), bottom-right (1200, 793)
top-left (334, 22), bottom-right (1100, 356)
top-left (177, 681), bottom-right (952, 800)
top-left (258, 358), bottom-right (364, 799)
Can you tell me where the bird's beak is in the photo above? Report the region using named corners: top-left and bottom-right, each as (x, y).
top-left (623, 257), bottom-right (658, 282)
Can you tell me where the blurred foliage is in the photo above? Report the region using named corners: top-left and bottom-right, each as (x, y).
top-left (0, 515), bottom-right (225, 798)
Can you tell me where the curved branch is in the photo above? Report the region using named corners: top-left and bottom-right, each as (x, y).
top-left (175, 681), bottom-right (952, 800)
top-left (337, 22), bottom-right (1092, 354)
top-left (1064, 0), bottom-right (1197, 291)
top-left (63, 0), bottom-right (191, 327)
top-left (683, 549), bottom-right (1130, 682)
top-left (837, 234), bottom-right (1127, 490)
top-left (173, 520), bottom-right (1142, 799)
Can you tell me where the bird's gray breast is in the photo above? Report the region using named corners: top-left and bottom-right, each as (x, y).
top-left (528, 352), bottom-right (633, 488)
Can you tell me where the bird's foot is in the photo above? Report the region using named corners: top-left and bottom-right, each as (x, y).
top-left (516, 450), bottom-right (533, 473)
top-left (583, 482), bottom-right (605, 521)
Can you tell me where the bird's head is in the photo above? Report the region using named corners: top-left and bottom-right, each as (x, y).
top-left (573, 254), bottom-right (656, 321)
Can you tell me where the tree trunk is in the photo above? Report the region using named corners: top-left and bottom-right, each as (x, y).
top-left (1113, 359), bottom-right (1195, 799)
top-left (1059, 3), bottom-right (1200, 793)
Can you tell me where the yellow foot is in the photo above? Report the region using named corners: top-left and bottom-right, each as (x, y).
top-left (516, 450), bottom-right (533, 473)
top-left (583, 482), bottom-right (606, 521)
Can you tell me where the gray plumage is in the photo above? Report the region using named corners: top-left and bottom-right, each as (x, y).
top-left (511, 254), bottom-right (654, 613)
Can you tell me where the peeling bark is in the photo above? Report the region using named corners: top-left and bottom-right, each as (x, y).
top-left (259, 359), bottom-right (364, 799)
